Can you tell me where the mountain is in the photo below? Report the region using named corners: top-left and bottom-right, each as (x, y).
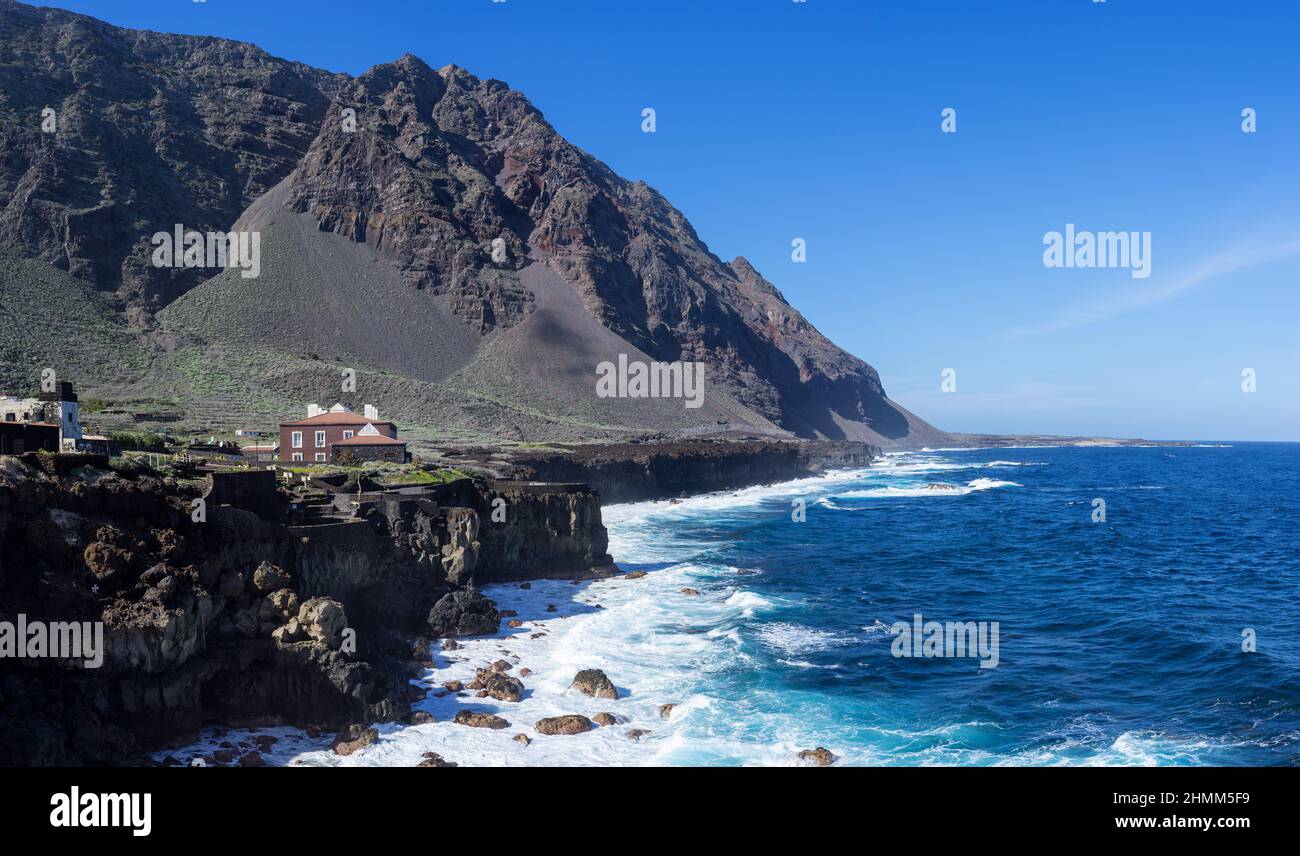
top-left (0, 0), bottom-right (947, 448)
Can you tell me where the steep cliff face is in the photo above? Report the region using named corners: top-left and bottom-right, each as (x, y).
top-left (0, 0), bottom-right (344, 306)
top-left (476, 482), bottom-right (613, 582)
top-left (0, 457), bottom-right (407, 765)
top-left (284, 57), bottom-right (534, 332)
top-left (0, 0), bottom-right (946, 447)
top-left (511, 439), bottom-right (880, 505)
top-left (0, 456), bottom-right (612, 764)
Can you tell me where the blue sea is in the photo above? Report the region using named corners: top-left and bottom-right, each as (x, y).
top-left (592, 443), bottom-right (1300, 766)
top-left (172, 443), bottom-right (1300, 766)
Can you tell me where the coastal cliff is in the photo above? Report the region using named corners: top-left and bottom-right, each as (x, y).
top-left (509, 439), bottom-right (879, 504)
top-left (0, 454), bottom-right (610, 765)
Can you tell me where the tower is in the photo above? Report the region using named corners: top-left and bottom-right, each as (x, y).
top-left (39, 381), bottom-right (81, 449)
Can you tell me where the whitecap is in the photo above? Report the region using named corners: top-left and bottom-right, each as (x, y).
top-left (837, 478), bottom-right (1021, 499)
top-left (753, 621), bottom-right (858, 655)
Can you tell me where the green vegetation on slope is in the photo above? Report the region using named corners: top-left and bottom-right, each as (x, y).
top-left (0, 253), bottom-right (150, 394)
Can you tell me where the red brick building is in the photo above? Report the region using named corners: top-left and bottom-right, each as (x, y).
top-left (278, 404), bottom-right (406, 464)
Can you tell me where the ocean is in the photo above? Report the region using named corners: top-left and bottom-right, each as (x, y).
top-left (173, 443), bottom-right (1300, 766)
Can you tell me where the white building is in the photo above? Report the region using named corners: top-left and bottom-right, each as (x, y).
top-left (0, 382), bottom-right (83, 449)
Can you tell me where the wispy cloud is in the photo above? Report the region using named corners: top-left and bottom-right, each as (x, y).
top-left (1003, 237), bottom-right (1300, 338)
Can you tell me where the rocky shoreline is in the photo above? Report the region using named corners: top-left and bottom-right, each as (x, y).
top-left (0, 439), bottom-right (875, 766)
top-left (159, 573), bottom-right (841, 768)
top-left (0, 453), bottom-right (612, 765)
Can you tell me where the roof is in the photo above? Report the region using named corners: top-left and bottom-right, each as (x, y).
top-left (333, 435), bottom-right (406, 447)
top-left (281, 413), bottom-right (396, 427)
top-left (241, 444), bottom-right (279, 452)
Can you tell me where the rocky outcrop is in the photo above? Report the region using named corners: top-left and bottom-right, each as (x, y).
top-left (481, 673), bottom-right (524, 703)
top-left (426, 589), bottom-right (500, 638)
top-left (474, 482), bottom-right (613, 582)
top-left (332, 724), bottom-right (379, 757)
top-left (0, 458), bottom-right (409, 766)
top-left (454, 710), bottom-right (509, 729)
top-left (569, 669), bottom-right (618, 700)
top-left (535, 715), bottom-right (594, 736)
top-left (797, 747), bottom-right (838, 767)
top-left (0, 455), bottom-right (610, 765)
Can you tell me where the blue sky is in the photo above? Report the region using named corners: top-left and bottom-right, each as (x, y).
top-left (48, 0), bottom-right (1300, 440)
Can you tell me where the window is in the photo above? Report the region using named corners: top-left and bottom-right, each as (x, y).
top-left (315, 453), bottom-right (326, 462)
top-left (292, 452), bottom-right (303, 462)
top-left (342, 430), bottom-right (354, 439)
top-left (315, 430), bottom-right (326, 448)
top-left (291, 431), bottom-right (302, 448)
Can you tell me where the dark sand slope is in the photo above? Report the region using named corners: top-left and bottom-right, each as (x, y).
top-left (161, 179), bottom-right (480, 387)
top-left (160, 185), bottom-right (786, 442)
top-left (445, 262), bottom-right (787, 439)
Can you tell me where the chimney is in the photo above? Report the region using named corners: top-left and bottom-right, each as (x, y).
top-left (307, 404), bottom-right (323, 418)
top-left (364, 404), bottom-right (378, 420)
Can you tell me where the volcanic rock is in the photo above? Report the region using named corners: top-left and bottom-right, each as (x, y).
top-left (535, 715), bottom-right (594, 736)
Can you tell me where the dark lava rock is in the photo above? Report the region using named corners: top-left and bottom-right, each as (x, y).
top-left (798, 747), bottom-right (838, 767)
top-left (331, 724), bottom-right (378, 757)
top-left (570, 669), bottom-right (619, 700)
top-left (482, 673), bottom-right (525, 703)
top-left (427, 589), bottom-right (501, 637)
top-left (252, 561), bottom-right (291, 594)
top-left (453, 711), bottom-right (509, 729)
top-left (535, 715), bottom-right (594, 736)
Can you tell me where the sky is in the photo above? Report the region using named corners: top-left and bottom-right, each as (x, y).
top-left (43, 0), bottom-right (1300, 441)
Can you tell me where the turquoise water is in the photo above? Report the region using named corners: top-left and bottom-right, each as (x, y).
top-left (596, 443), bottom-right (1300, 765)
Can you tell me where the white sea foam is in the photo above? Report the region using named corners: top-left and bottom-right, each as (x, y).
top-left (836, 478), bottom-right (1021, 499)
top-left (754, 622), bottom-right (859, 656)
top-left (601, 467), bottom-right (870, 527)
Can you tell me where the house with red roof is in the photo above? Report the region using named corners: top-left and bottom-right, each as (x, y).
top-left (278, 403), bottom-right (407, 464)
